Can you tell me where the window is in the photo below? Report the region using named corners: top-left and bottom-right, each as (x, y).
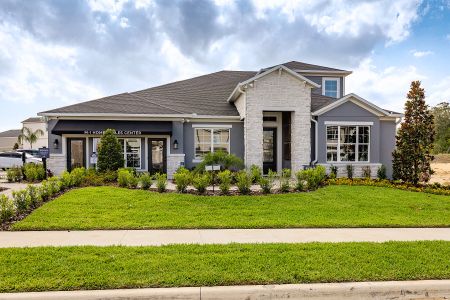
top-left (326, 125), bottom-right (370, 162)
top-left (322, 78), bottom-right (340, 98)
top-left (194, 128), bottom-right (230, 159)
top-left (93, 138), bottom-right (142, 168)
top-left (93, 138), bottom-right (100, 153)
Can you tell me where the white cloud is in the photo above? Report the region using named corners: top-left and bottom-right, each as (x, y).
top-left (411, 50), bottom-right (434, 57)
top-left (119, 17), bottom-right (130, 28)
top-left (346, 58), bottom-right (426, 112)
top-left (427, 76), bottom-right (450, 105)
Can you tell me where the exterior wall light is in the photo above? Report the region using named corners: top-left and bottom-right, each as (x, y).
top-left (173, 139), bottom-right (179, 150)
top-left (53, 139), bottom-right (59, 149)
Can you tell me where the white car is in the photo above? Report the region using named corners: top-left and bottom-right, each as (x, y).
top-left (0, 152), bottom-right (42, 170)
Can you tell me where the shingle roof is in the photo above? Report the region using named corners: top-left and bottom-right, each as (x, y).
top-left (22, 117), bottom-right (43, 123)
top-left (263, 61), bottom-right (350, 73)
top-left (0, 129), bottom-right (21, 138)
top-left (41, 71), bottom-right (257, 116)
top-left (311, 94), bottom-right (337, 111)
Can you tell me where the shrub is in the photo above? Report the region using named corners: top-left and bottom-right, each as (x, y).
top-left (329, 165), bottom-right (338, 179)
top-left (235, 170), bottom-right (252, 195)
top-left (26, 185), bottom-right (42, 208)
top-left (194, 151), bottom-right (244, 173)
top-left (102, 170), bottom-right (118, 182)
top-left (0, 194), bottom-right (15, 223)
top-left (12, 190), bottom-right (30, 214)
top-left (377, 165), bottom-right (387, 180)
top-left (97, 129), bottom-right (125, 172)
top-left (6, 167), bottom-right (22, 182)
top-left (362, 166), bottom-right (372, 179)
top-left (139, 173), bottom-right (152, 190)
top-left (117, 168), bottom-right (131, 188)
top-left (250, 165), bottom-right (262, 184)
top-left (70, 167), bottom-right (86, 187)
top-left (83, 168), bottom-right (105, 186)
top-left (258, 170), bottom-right (277, 194)
top-left (48, 176), bottom-right (62, 195)
top-left (127, 173), bottom-right (139, 189)
top-left (23, 163), bottom-right (45, 182)
top-left (155, 173), bottom-right (167, 193)
top-left (280, 168), bottom-right (291, 193)
top-left (173, 167), bottom-right (192, 193)
top-left (60, 171), bottom-right (73, 189)
top-left (217, 170), bottom-right (232, 195)
top-left (39, 180), bottom-right (51, 201)
top-left (192, 173), bottom-right (211, 194)
top-left (346, 165), bottom-right (354, 179)
top-left (296, 166), bottom-right (327, 191)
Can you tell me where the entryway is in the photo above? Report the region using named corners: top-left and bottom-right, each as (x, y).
top-left (67, 138), bottom-right (85, 171)
top-left (148, 138), bottom-right (167, 174)
top-left (263, 127), bottom-right (277, 173)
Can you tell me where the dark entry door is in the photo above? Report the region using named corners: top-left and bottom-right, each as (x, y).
top-left (263, 128), bottom-right (277, 174)
top-left (67, 138), bottom-right (86, 171)
top-left (148, 138), bottom-right (167, 174)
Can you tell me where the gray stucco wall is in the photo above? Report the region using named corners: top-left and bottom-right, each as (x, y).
top-left (171, 121), bottom-right (184, 154)
top-left (47, 119), bottom-right (62, 155)
top-left (305, 75), bottom-right (344, 98)
top-left (183, 122), bottom-right (245, 170)
top-left (316, 101), bottom-right (396, 178)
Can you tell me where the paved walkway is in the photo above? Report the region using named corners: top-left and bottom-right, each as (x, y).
top-left (1, 280), bottom-right (449, 299)
top-left (0, 182), bottom-right (41, 198)
top-left (1, 228), bottom-right (450, 248)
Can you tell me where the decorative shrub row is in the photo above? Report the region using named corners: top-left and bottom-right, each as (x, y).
top-left (327, 178), bottom-right (450, 196)
top-left (116, 168), bottom-right (168, 192)
top-left (6, 163), bottom-right (46, 183)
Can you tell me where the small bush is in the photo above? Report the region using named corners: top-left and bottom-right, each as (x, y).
top-left (217, 170), bottom-right (232, 195)
top-left (346, 165), bottom-right (354, 179)
top-left (60, 171), bottom-right (73, 189)
top-left (280, 168), bottom-right (291, 193)
top-left (258, 170), bottom-right (277, 194)
top-left (329, 165), bottom-right (338, 179)
top-left (83, 168), bottom-right (105, 187)
top-left (296, 166), bottom-right (327, 191)
top-left (127, 173), bottom-right (139, 189)
top-left (48, 177), bottom-right (62, 195)
top-left (235, 170), bottom-right (252, 195)
top-left (139, 173), bottom-right (152, 190)
top-left (155, 173), bottom-right (167, 193)
top-left (377, 165), bottom-right (387, 180)
top-left (12, 190), bottom-right (30, 214)
top-left (23, 163), bottom-right (45, 182)
top-left (39, 180), bottom-right (51, 201)
top-left (250, 165), bottom-right (262, 184)
top-left (117, 168), bottom-right (131, 188)
top-left (192, 173), bottom-right (211, 194)
top-left (194, 151), bottom-right (244, 173)
top-left (26, 185), bottom-right (42, 208)
top-left (70, 167), bottom-right (86, 187)
top-left (0, 195), bottom-right (15, 223)
top-left (102, 170), bottom-right (118, 182)
top-left (362, 166), bottom-right (371, 179)
top-left (6, 167), bottom-right (22, 182)
top-left (173, 167), bottom-right (192, 193)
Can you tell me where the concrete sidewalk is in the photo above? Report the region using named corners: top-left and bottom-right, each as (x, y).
top-left (1, 280), bottom-right (449, 299)
top-left (1, 228), bottom-right (450, 248)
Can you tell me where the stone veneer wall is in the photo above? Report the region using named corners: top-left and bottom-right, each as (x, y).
top-left (47, 156), bottom-right (66, 176)
top-left (243, 69), bottom-right (312, 174)
top-left (167, 154), bottom-right (185, 179)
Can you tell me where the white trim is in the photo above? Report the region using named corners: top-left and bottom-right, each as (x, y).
top-left (312, 93), bottom-right (393, 117)
top-left (191, 124), bottom-right (232, 128)
top-left (311, 118), bottom-right (318, 165)
top-left (227, 65), bottom-right (320, 102)
top-left (325, 125), bottom-right (370, 163)
top-left (294, 69), bottom-right (352, 76)
top-left (324, 121), bottom-right (374, 126)
top-left (322, 77), bottom-right (340, 98)
top-left (39, 112), bottom-right (241, 120)
top-left (193, 127), bottom-right (231, 161)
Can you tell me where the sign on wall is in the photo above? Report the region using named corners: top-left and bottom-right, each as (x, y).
top-left (83, 130), bottom-right (142, 135)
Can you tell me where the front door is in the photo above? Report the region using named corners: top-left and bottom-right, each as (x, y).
top-left (67, 138), bottom-right (86, 171)
top-left (148, 138), bottom-right (167, 174)
top-left (263, 127), bottom-right (277, 174)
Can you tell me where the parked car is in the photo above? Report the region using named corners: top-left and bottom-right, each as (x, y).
top-left (16, 149), bottom-right (41, 158)
top-left (0, 152), bottom-right (42, 170)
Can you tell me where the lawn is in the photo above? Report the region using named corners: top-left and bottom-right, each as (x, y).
top-left (0, 242), bottom-right (449, 292)
top-left (13, 185), bottom-right (450, 230)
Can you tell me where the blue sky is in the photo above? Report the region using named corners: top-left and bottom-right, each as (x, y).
top-left (0, 0), bottom-right (449, 131)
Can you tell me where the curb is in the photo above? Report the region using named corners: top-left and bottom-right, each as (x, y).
top-left (1, 280), bottom-right (449, 300)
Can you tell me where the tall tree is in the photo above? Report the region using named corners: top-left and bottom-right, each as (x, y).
top-left (431, 102), bottom-right (450, 153)
top-left (17, 127), bottom-right (44, 149)
top-left (392, 81), bottom-right (435, 184)
top-left (97, 129), bottom-right (124, 172)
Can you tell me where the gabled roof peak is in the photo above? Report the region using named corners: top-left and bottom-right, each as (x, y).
top-left (261, 60), bottom-right (352, 75)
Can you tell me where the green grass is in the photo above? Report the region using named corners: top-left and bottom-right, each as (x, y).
top-left (13, 185), bottom-right (450, 230)
top-left (0, 242), bottom-right (449, 292)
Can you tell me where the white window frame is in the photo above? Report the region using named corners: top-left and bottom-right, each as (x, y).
top-left (326, 125), bottom-right (370, 163)
top-left (119, 138), bottom-right (142, 169)
top-left (322, 77), bottom-right (340, 98)
top-left (194, 128), bottom-right (231, 161)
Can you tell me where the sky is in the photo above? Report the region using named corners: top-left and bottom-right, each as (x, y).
top-left (0, 0), bottom-right (449, 131)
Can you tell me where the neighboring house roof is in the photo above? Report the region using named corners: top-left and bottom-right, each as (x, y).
top-left (312, 93), bottom-right (403, 117)
top-left (0, 129), bottom-right (21, 138)
top-left (311, 94), bottom-right (337, 111)
top-left (40, 71), bottom-right (256, 117)
top-left (22, 117), bottom-right (43, 123)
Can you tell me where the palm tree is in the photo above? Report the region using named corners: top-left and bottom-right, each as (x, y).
top-left (17, 127), bottom-right (44, 149)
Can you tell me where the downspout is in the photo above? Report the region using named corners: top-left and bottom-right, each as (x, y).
top-left (311, 117), bottom-right (318, 165)
top-left (237, 84), bottom-right (247, 166)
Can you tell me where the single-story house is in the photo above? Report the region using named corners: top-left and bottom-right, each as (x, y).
top-left (39, 61), bottom-right (402, 178)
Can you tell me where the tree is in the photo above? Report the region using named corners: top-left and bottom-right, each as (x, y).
top-left (431, 102), bottom-right (450, 153)
top-left (12, 143), bottom-right (19, 150)
top-left (97, 129), bottom-right (124, 172)
top-left (17, 127), bottom-right (44, 149)
top-left (392, 81), bottom-right (435, 184)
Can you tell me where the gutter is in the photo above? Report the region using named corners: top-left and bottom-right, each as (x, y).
top-left (310, 117), bottom-right (318, 165)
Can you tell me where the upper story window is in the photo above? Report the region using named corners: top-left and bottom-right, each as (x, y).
top-left (326, 125), bottom-right (370, 162)
top-left (194, 128), bottom-right (230, 160)
top-left (322, 77), bottom-right (340, 98)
